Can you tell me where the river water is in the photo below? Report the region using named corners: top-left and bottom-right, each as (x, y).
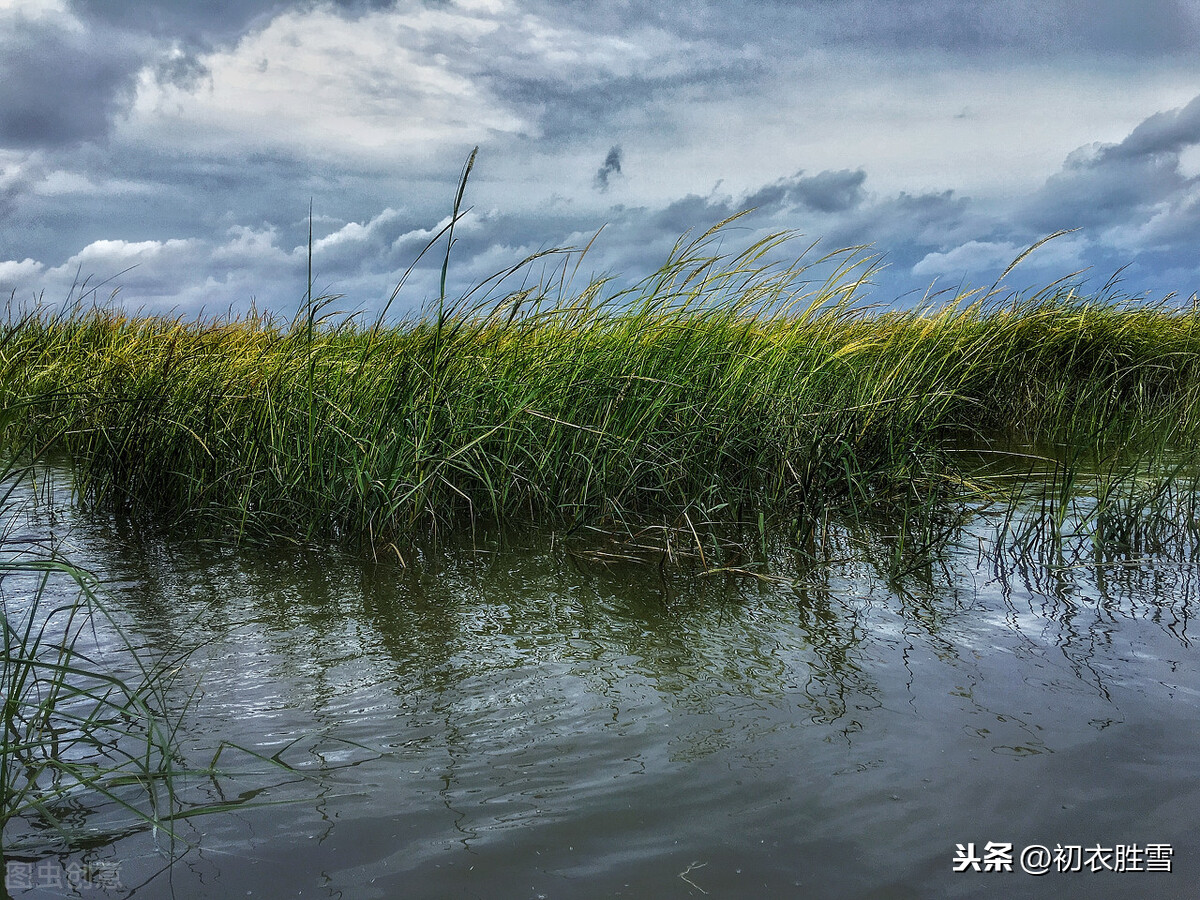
top-left (3, 473), bottom-right (1198, 899)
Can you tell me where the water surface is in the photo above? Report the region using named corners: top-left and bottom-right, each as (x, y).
top-left (4, 481), bottom-right (1198, 899)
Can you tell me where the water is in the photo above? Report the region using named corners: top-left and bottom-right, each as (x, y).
top-left (3, 480), bottom-right (1198, 898)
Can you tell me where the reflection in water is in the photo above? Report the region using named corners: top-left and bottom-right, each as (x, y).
top-left (4, 473), bottom-right (1199, 899)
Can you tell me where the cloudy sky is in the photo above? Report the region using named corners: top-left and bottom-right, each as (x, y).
top-left (2, 0), bottom-right (1199, 318)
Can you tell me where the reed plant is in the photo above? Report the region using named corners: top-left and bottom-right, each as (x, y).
top-left (3, 213), bottom-right (1200, 554)
top-left (0, 546), bottom-right (185, 854)
top-left (1, 399), bottom-right (328, 863)
top-left (0, 390), bottom-right (185, 858)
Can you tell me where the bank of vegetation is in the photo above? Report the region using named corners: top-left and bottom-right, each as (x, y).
top-left (3, 221), bottom-right (1200, 558)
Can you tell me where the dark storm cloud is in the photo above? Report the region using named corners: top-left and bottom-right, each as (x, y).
top-left (1061, 0), bottom-right (1200, 55)
top-left (0, 18), bottom-right (144, 148)
top-left (69, 0), bottom-right (288, 46)
top-left (3, 0), bottom-right (1197, 315)
top-left (858, 190), bottom-right (972, 245)
top-left (594, 146), bottom-right (623, 191)
top-left (68, 0), bottom-right (465, 55)
top-left (554, 177), bottom-right (976, 304)
top-left (663, 0), bottom-right (1200, 56)
top-left (498, 75), bottom-right (657, 143)
top-left (493, 57), bottom-right (764, 145)
top-left (909, 94), bottom-right (1200, 301)
top-left (647, 193), bottom-right (736, 242)
top-left (870, 0), bottom-right (1197, 54)
top-left (641, 169), bottom-right (870, 238)
top-left (1025, 91), bottom-right (1200, 235)
top-left (154, 49), bottom-right (213, 92)
top-left (0, 0), bottom-right (401, 152)
top-left (1105, 92), bottom-right (1200, 160)
top-left (744, 169), bottom-right (867, 214)
top-left (0, 0), bottom-right (293, 151)
top-left (1033, 151), bottom-right (1185, 232)
top-left (523, 0), bottom-right (1198, 57)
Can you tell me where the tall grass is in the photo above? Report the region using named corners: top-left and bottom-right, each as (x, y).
top-left (0, 390), bottom-right (186, 857)
top-left (0, 549), bottom-right (185, 853)
top-left (3, 217), bottom-right (1200, 552)
top-left (0, 371), bottom-right (323, 861)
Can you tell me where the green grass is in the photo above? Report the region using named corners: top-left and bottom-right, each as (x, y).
top-left (0, 549), bottom-right (184, 850)
top-left (0, 352), bottom-right (314, 858)
top-left (3, 219), bottom-right (1200, 553)
top-left (0, 400), bottom-right (187, 855)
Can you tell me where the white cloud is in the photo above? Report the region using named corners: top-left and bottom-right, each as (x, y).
top-left (1, 230), bottom-right (303, 314)
top-left (1179, 144), bottom-right (1200, 179)
top-left (912, 240), bottom-right (1021, 277)
top-left (912, 233), bottom-right (1089, 282)
top-left (0, 256), bottom-right (45, 289)
top-left (0, 0), bottom-right (75, 24)
top-left (33, 238), bottom-right (210, 309)
top-left (51, 237), bottom-right (202, 271)
top-left (120, 4), bottom-right (526, 162)
top-left (312, 208), bottom-right (405, 254)
top-left (34, 169), bottom-right (98, 195)
top-left (212, 224), bottom-right (291, 265)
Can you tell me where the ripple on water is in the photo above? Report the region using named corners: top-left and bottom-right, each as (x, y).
top-left (8, 490), bottom-right (1199, 899)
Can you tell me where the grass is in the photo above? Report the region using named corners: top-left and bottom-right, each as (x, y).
top-left (0, 356), bottom-right (319, 862)
top-left (3, 215), bottom-right (1200, 558)
top-left (0, 394), bottom-right (188, 858)
top-left (2, 176), bottom-right (1199, 864)
top-left (0, 547), bottom-right (183, 852)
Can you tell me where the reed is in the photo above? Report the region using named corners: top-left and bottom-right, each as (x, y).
top-left (0, 549), bottom-right (185, 851)
top-left (0, 391), bottom-right (185, 854)
top-left (1, 384), bottom-right (319, 858)
top-left (3, 219), bottom-right (1200, 552)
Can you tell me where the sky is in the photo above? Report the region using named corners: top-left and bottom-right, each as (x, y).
top-left (2, 0), bottom-right (1199, 319)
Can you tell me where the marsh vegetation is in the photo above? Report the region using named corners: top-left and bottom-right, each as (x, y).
top-left (4, 219), bottom-right (1200, 564)
top-left (3, 176), bottom-right (1200, 893)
